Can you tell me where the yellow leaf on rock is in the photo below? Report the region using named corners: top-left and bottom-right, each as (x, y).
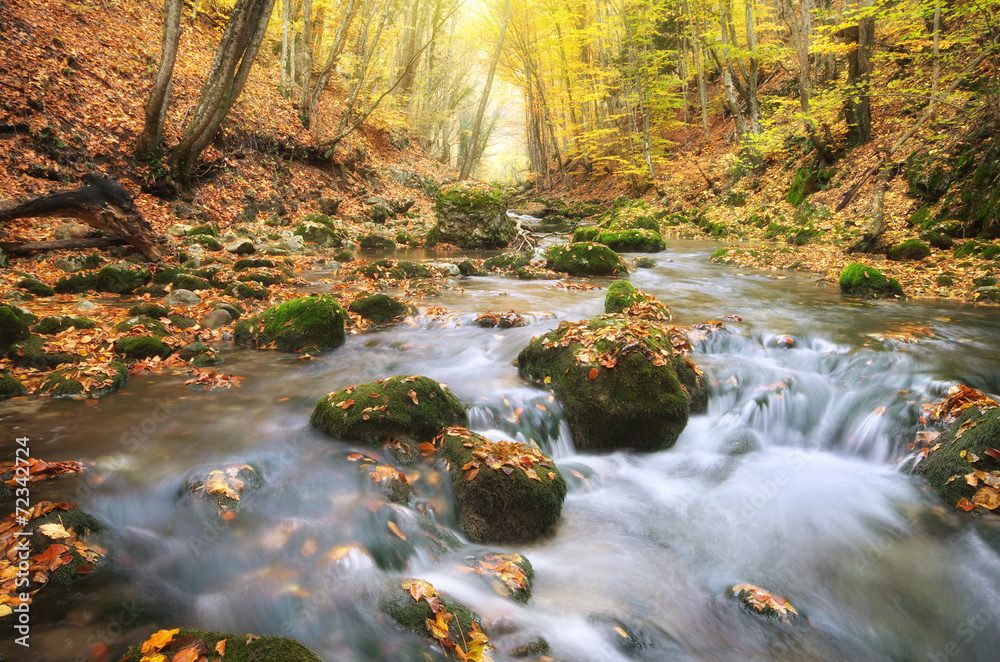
top-left (37, 522), bottom-right (71, 538)
top-left (141, 629), bottom-right (180, 654)
top-left (215, 639), bottom-right (227, 655)
top-left (973, 486), bottom-right (1000, 510)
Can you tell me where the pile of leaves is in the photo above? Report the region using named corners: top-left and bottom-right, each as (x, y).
top-left (184, 367), bottom-right (244, 392)
top-left (187, 464), bottom-right (260, 518)
top-left (473, 311), bottom-right (527, 328)
top-left (400, 578), bottom-right (492, 662)
top-left (928, 384), bottom-right (999, 424)
top-left (457, 553), bottom-right (532, 602)
top-left (125, 628), bottom-right (304, 662)
top-left (732, 583), bottom-right (799, 623)
top-left (0, 457), bottom-right (84, 489)
top-left (0, 501), bottom-right (106, 616)
top-left (540, 316), bottom-right (676, 377)
top-left (432, 427), bottom-right (557, 484)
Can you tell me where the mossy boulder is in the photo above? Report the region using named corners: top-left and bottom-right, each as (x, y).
top-left (224, 281), bottom-right (268, 300)
top-left (54, 272), bottom-right (98, 294)
top-left (572, 227), bottom-right (665, 252)
top-left (483, 253), bottom-right (531, 273)
top-left (0, 304), bottom-right (33, 350)
top-left (838, 263), bottom-right (904, 299)
top-left (311, 375), bottom-right (468, 446)
top-left (234, 295), bottom-right (346, 352)
top-left (233, 257), bottom-right (277, 271)
top-left (187, 234), bottom-right (223, 251)
top-left (114, 335), bottom-right (172, 360)
top-left (887, 239), bottom-right (931, 261)
top-left (379, 579), bottom-right (485, 659)
top-left (916, 406), bottom-right (1000, 514)
top-left (604, 280), bottom-right (640, 313)
top-left (39, 361), bottom-right (128, 397)
top-left (93, 265), bottom-right (151, 294)
top-left (546, 242), bottom-right (629, 277)
top-left (172, 273), bottom-right (213, 291)
top-left (23, 503), bottom-right (106, 586)
top-left (517, 315), bottom-right (702, 451)
top-left (437, 427), bottom-right (566, 543)
top-left (128, 303), bottom-right (170, 319)
top-left (0, 373), bottom-right (28, 399)
top-left (348, 293), bottom-right (415, 325)
top-left (186, 463), bottom-right (263, 515)
top-left (115, 315), bottom-right (169, 336)
top-left (294, 220), bottom-right (340, 246)
top-left (118, 629), bottom-right (320, 662)
top-left (359, 234), bottom-right (397, 250)
top-left (16, 278), bottom-right (55, 297)
top-left (193, 265), bottom-right (234, 288)
top-left (33, 315), bottom-right (98, 335)
top-left (238, 269), bottom-right (288, 287)
top-left (920, 230), bottom-right (953, 250)
top-left (7, 336), bottom-right (82, 370)
top-left (457, 259), bottom-right (486, 276)
top-left (460, 552), bottom-right (534, 603)
top-left (431, 181), bottom-right (513, 248)
top-left (472, 311), bottom-right (528, 328)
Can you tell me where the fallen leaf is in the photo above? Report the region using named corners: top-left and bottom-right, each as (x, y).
top-left (142, 629), bottom-right (180, 654)
top-left (387, 521), bottom-right (406, 540)
top-left (336, 399), bottom-right (355, 409)
top-left (215, 639), bottom-right (227, 656)
top-left (408, 389), bottom-right (419, 405)
top-left (37, 522), bottom-right (71, 538)
top-left (171, 648), bottom-right (200, 662)
top-left (466, 467), bottom-right (480, 481)
top-left (588, 368), bottom-right (599, 379)
top-left (956, 497), bottom-right (977, 511)
top-left (973, 486), bottom-right (1000, 510)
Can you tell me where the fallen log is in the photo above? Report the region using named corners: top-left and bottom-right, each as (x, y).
top-left (0, 234), bottom-right (168, 256)
top-left (0, 173), bottom-right (162, 261)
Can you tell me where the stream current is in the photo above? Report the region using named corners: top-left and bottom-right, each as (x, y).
top-left (4, 240), bottom-right (1000, 661)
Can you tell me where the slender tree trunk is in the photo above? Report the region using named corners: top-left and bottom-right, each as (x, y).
top-left (459, 0), bottom-right (510, 180)
top-left (170, 0), bottom-right (277, 184)
top-left (845, 0), bottom-right (875, 143)
top-left (298, 0), bottom-right (314, 123)
top-left (683, 0), bottom-right (710, 139)
top-left (136, 0), bottom-right (183, 160)
top-left (781, 0), bottom-right (834, 161)
top-left (304, 0), bottom-right (360, 123)
top-left (280, 0), bottom-right (291, 95)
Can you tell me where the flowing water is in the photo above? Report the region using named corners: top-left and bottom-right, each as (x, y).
top-left (5, 240), bottom-right (1000, 661)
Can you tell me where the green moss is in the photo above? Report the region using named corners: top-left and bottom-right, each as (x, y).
top-left (838, 263), bottom-right (904, 299)
top-left (786, 165), bottom-right (835, 206)
top-left (359, 234), bottom-right (397, 250)
top-left (458, 259), bottom-right (486, 276)
top-left (234, 257), bottom-right (276, 271)
top-left (118, 629), bottom-right (320, 662)
top-left (16, 278), bottom-right (55, 297)
top-left (710, 248), bottom-right (729, 261)
top-left (33, 315), bottom-right (97, 335)
top-left (954, 240), bottom-right (983, 258)
top-left (7, 336), bottom-right (82, 370)
top-left (916, 407), bottom-right (1000, 511)
top-left (54, 272), bottom-right (97, 294)
top-left (909, 206), bottom-right (933, 229)
top-left (186, 464), bottom-right (262, 512)
top-left (152, 266), bottom-right (187, 285)
top-left (0, 374), bottom-right (28, 399)
top-left (334, 250), bottom-right (354, 262)
top-left (187, 234), bottom-right (223, 251)
top-left (212, 302), bottom-right (242, 321)
top-left (235, 295), bottom-right (346, 352)
top-left (311, 375), bottom-right (467, 446)
top-left (572, 227), bottom-right (665, 252)
top-left (238, 269), bottom-right (289, 286)
top-left (634, 256), bottom-right (657, 268)
top-left (115, 315), bottom-right (169, 336)
top-left (188, 224), bottom-right (219, 237)
top-left (982, 246), bottom-right (1000, 260)
top-left (294, 221), bottom-right (340, 246)
top-left (920, 231), bottom-right (953, 250)
top-left (460, 553), bottom-right (534, 603)
top-left (435, 181), bottom-right (506, 215)
top-left (379, 579), bottom-right (482, 656)
top-left (440, 429), bottom-right (566, 543)
top-left (27, 505), bottom-right (105, 585)
top-left (484, 253), bottom-right (531, 272)
top-left (349, 293), bottom-right (414, 325)
top-left (172, 274), bottom-right (213, 291)
top-left (545, 242), bottom-right (629, 277)
top-left (93, 265), bottom-right (151, 294)
top-left (192, 265), bottom-right (233, 288)
top-left (40, 361), bottom-right (128, 397)
top-left (115, 335), bottom-right (172, 360)
top-left (887, 239), bottom-right (931, 261)
top-left (1, 305), bottom-right (34, 349)
top-left (128, 303), bottom-right (170, 319)
top-left (517, 316), bottom-right (695, 451)
top-left (604, 280), bottom-right (639, 313)
top-left (225, 281), bottom-right (268, 299)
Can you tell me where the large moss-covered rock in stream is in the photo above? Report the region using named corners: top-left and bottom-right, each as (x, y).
top-left (435, 427), bottom-right (567, 542)
top-left (33, 315), bottom-right (98, 335)
top-left (430, 181), bottom-right (513, 248)
top-left (93, 265), bottom-right (151, 294)
top-left (7, 336), bottom-right (83, 370)
top-left (839, 263), bottom-right (904, 299)
top-left (517, 315), bottom-right (703, 451)
top-left (39, 361), bottom-right (128, 397)
top-left (546, 242), bottom-right (629, 277)
top-left (0, 304), bottom-right (32, 350)
top-left (114, 335), bottom-right (173, 360)
top-left (379, 578), bottom-right (488, 661)
top-left (234, 295), bottom-right (346, 352)
top-left (348, 293), bottom-right (415, 325)
top-left (916, 404), bottom-right (1000, 514)
top-left (573, 227), bottom-right (665, 252)
top-left (118, 628), bottom-right (321, 662)
top-left (311, 375), bottom-right (467, 446)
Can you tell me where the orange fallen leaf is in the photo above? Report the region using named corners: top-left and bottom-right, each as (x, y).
top-left (466, 467), bottom-right (479, 481)
top-left (336, 399), bottom-right (355, 409)
top-left (142, 629), bottom-right (180, 654)
top-left (387, 520), bottom-right (407, 540)
top-left (215, 639), bottom-right (227, 655)
top-left (408, 389), bottom-right (419, 405)
top-left (956, 497), bottom-right (977, 511)
top-left (171, 648), bottom-right (200, 662)
top-left (973, 486), bottom-right (1000, 510)
top-left (588, 368), bottom-right (599, 380)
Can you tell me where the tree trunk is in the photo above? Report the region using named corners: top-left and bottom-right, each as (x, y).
top-left (459, 0), bottom-right (510, 181)
top-left (304, 0), bottom-right (360, 124)
top-left (298, 0), bottom-right (314, 123)
top-left (683, 0), bottom-right (710, 139)
top-left (0, 174), bottom-right (162, 261)
top-left (135, 0), bottom-right (184, 160)
top-left (280, 0), bottom-right (291, 95)
top-left (844, 0), bottom-right (874, 144)
top-left (780, 0), bottom-right (834, 161)
top-left (170, 0), bottom-right (277, 185)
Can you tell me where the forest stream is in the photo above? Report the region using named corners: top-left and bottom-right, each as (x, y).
top-left (4, 239), bottom-right (1000, 662)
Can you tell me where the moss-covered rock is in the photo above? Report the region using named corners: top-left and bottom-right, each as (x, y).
top-left (186, 463), bottom-right (263, 515)
top-left (604, 280), bottom-right (639, 313)
top-left (634, 256), bottom-right (657, 269)
top-left (233, 257), bottom-right (277, 271)
top-left (92, 265), bottom-right (151, 294)
top-left (224, 281), bottom-right (268, 300)
top-left (517, 315), bottom-right (701, 451)
top-left (546, 242), bottom-right (629, 277)
top-left (16, 278), bottom-right (55, 297)
top-left (920, 230), bottom-right (953, 250)
top-left (483, 253), bottom-right (531, 273)
top-left (0, 304), bottom-right (33, 350)
top-left (54, 272), bottom-right (98, 294)
top-left (237, 269), bottom-right (288, 287)
top-left (193, 265), bottom-right (235, 288)
top-left (187, 234), bottom-right (223, 251)
top-left (379, 579), bottom-right (486, 660)
top-left (350, 259), bottom-right (436, 281)
top-left (0, 374), bottom-right (28, 399)
top-left (172, 273), bottom-right (213, 291)
top-left (114, 335), bottom-right (173, 360)
top-left (294, 220), bottom-right (341, 246)
top-left (916, 406), bottom-right (1000, 513)
top-left (838, 263), bottom-right (904, 299)
top-left (115, 315), bottom-right (169, 336)
top-left (234, 294), bottom-right (346, 352)
top-left (359, 233), bottom-right (397, 250)
top-left (311, 375), bottom-right (467, 446)
top-left (118, 629), bottom-right (320, 662)
top-left (887, 239), bottom-right (931, 261)
top-left (39, 361), bottom-right (128, 397)
top-left (437, 427), bottom-right (566, 543)
top-left (7, 336), bottom-right (82, 370)
top-left (33, 315), bottom-right (98, 335)
top-left (572, 227), bottom-right (665, 252)
top-left (348, 293), bottom-right (415, 325)
top-left (24, 503), bottom-right (106, 586)
top-left (128, 303), bottom-right (170, 319)
top-left (460, 552), bottom-right (534, 603)
top-left (432, 181), bottom-right (513, 248)
top-left (472, 311), bottom-right (527, 328)
top-left (457, 259), bottom-right (486, 276)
